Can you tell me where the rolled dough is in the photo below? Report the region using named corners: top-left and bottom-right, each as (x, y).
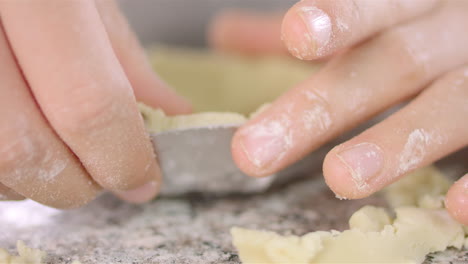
top-left (142, 46), bottom-right (317, 133)
top-left (232, 167), bottom-right (467, 264)
top-left (149, 46), bottom-right (316, 115)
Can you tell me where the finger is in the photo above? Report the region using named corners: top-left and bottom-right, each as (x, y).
top-left (95, 0), bottom-right (192, 116)
top-left (0, 1), bottom-right (160, 200)
top-left (445, 174), bottom-right (468, 225)
top-left (323, 66), bottom-right (468, 199)
top-left (282, 0), bottom-right (439, 60)
top-left (208, 10), bottom-right (286, 56)
top-left (0, 183), bottom-right (24, 201)
top-left (232, 2), bottom-right (468, 177)
top-left (0, 23), bottom-right (100, 208)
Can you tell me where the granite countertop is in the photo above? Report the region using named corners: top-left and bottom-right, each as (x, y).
top-left (1, 174), bottom-right (467, 264)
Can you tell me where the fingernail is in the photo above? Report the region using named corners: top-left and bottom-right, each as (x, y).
top-left (336, 143), bottom-right (384, 190)
top-left (117, 181), bottom-right (159, 203)
top-left (298, 6), bottom-right (332, 53)
top-left (239, 119), bottom-right (292, 170)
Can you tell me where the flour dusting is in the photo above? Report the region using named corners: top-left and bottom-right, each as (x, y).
top-left (300, 89), bottom-right (332, 133)
top-left (365, 151), bottom-right (377, 158)
top-left (398, 129), bottom-right (442, 175)
top-left (37, 158), bottom-right (68, 182)
top-left (241, 114), bottom-right (293, 168)
top-left (336, 17), bottom-right (349, 32)
top-left (335, 193), bottom-right (348, 200)
top-left (302, 106), bottom-right (332, 132)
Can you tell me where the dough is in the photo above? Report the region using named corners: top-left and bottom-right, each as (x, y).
top-left (142, 46), bottom-right (317, 133)
top-left (0, 241), bottom-right (82, 264)
top-left (139, 103), bottom-right (247, 133)
top-left (231, 167), bottom-right (467, 264)
top-left (232, 207), bottom-right (464, 264)
top-left (0, 241), bottom-right (46, 264)
top-left (348, 206), bottom-right (391, 232)
top-left (140, 102), bottom-right (275, 133)
top-left (382, 166), bottom-right (450, 209)
top-left (149, 46), bottom-right (316, 115)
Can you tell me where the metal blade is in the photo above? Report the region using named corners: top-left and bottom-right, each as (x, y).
top-left (150, 125), bottom-right (327, 196)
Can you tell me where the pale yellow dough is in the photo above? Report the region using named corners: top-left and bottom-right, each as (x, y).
top-left (0, 241), bottom-right (46, 264)
top-left (0, 241), bottom-right (81, 264)
top-left (382, 166), bottom-right (451, 209)
top-left (232, 167), bottom-right (467, 264)
top-left (142, 46), bottom-right (316, 133)
top-left (139, 103), bottom-right (247, 133)
top-left (232, 207), bottom-right (464, 264)
top-left (149, 46), bottom-right (316, 115)
top-left (140, 102), bottom-right (274, 133)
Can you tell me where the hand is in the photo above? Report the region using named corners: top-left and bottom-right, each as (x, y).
top-left (0, 0), bottom-right (191, 208)
top-left (210, 0), bottom-right (468, 224)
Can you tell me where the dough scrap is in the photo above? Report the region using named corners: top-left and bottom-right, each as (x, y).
top-left (0, 242), bottom-right (82, 264)
top-left (348, 206), bottom-right (391, 232)
top-left (382, 166), bottom-right (450, 209)
top-left (232, 207), bottom-right (464, 264)
top-left (232, 167), bottom-right (467, 264)
top-left (0, 241), bottom-right (46, 264)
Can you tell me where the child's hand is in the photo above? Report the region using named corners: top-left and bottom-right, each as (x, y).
top-left (0, 0), bottom-right (190, 208)
top-left (211, 0), bottom-right (468, 224)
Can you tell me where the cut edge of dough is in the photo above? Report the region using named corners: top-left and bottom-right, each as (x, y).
top-left (231, 166), bottom-right (468, 264)
top-left (139, 103), bottom-right (271, 133)
top-left (232, 206), bottom-right (465, 264)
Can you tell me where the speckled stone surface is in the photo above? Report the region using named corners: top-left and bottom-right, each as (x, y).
top-left (0, 175), bottom-right (466, 264)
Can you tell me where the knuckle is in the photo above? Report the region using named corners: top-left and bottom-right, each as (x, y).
top-left (51, 82), bottom-right (125, 134)
top-left (0, 119), bottom-right (45, 173)
top-left (300, 88), bottom-right (333, 132)
top-left (442, 66), bottom-right (468, 96)
top-left (379, 29), bottom-right (430, 83)
top-left (0, 116), bottom-right (100, 208)
top-left (91, 155), bottom-right (153, 191)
